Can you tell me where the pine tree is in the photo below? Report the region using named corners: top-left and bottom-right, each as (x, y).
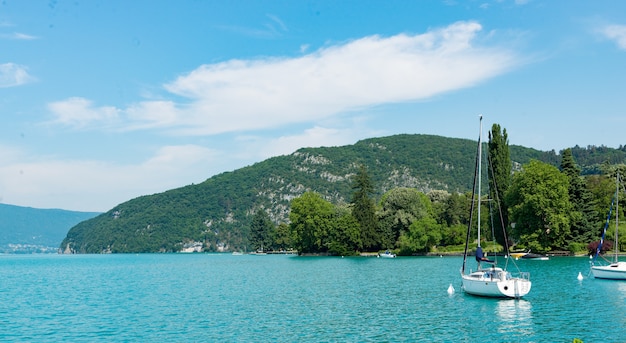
top-left (250, 209), bottom-right (274, 252)
top-left (560, 148), bottom-right (597, 244)
top-left (350, 164), bottom-right (379, 251)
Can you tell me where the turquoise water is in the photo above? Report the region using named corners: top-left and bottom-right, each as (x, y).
top-left (1, 254), bottom-right (624, 342)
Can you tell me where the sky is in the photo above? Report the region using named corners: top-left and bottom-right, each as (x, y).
top-left (1, 0), bottom-right (626, 212)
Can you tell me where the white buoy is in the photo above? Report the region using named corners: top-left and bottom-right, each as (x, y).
top-left (447, 284), bottom-right (455, 295)
top-left (577, 272), bottom-right (583, 281)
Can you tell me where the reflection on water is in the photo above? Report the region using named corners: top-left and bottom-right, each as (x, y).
top-left (495, 299), bottom-right (534, 337)
top-left (618, 281), bottom-right (626, 294)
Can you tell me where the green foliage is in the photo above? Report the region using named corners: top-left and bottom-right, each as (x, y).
top-left (0, 204), bottom-right (99, 249)
top-left (350, 164), bottom-right (379, 251)
top-left (289, 192), bottom-right (334, 254)
top-left (397, 216), bottom-right (442, 254)
top-left (567, 242), bottom-right (588, 255)
top-left (440, 224), bottom-right (466, 246)
top-left (560, 149), bottom-right (598, 245)
top-left (506, 160), bottom-right (572, 251)
top-left (488, 124), bottom-right (511, 246)
top-left (250, 209), bottom-right (274, 252)
top-left (440, 192), bottom-right (470, 227)
top-left (272, 223), bottom-right (294, 251)
top-left (377, 188), bottom-right (432, 248)
top-left (59, 133), bottom-right (626, 254)
top-left (327, 205), bottom-right (361, 256)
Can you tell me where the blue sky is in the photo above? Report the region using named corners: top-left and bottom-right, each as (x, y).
top-left (1, 0), bottom-right (626, 212)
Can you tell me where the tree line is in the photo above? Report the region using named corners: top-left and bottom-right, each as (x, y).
top-left (250, 124), bottom-right (626, 256)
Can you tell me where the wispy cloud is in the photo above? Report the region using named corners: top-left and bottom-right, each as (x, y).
top-left (48, 21), bottom-right (521, 136)
top-left (0, 32), bottom-right (38, 40)
top-left (0, 63), bottom-right (36, 88)
top-left (266, 14), bottom-right (288, 33)
top-left (47, 97), bottom-right (119, 129)
top-left (601, 24), bottom-right (626, 50)
top-left (217, 13), bottom-right (288, 39)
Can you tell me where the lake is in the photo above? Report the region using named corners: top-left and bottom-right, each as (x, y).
top-left (0, 253), bottom-right (624, 342)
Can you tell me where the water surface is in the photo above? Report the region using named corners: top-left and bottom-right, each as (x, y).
top-left (1, 254), bottom-right (623, 342)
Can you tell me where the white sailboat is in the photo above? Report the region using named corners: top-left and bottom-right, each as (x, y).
top-left (591, 172), bottom-right (626, 280)
top-left (460, 115), bottom-right (532, 298)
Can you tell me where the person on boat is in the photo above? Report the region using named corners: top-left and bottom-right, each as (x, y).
top-left (475, 246), bottom-right (494, 263)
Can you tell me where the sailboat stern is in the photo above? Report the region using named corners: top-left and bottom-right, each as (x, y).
top-left (497, 277), bottom-right (531, 298)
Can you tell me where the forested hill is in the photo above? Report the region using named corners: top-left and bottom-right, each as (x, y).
top-left (0, 204), bottom-right (100, 253)
top-left (60, 134), bottom-right (626, 253)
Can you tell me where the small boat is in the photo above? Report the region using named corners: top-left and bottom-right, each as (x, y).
top-left (591, 172), bottom-right (626, 280)
top-left (378, 250), bottom-right (396, 258)
top-left (460, 115), bottom-right (532, 298)
top-left (520, 253), bottom-right (548, 260)
top-left (510, 251), bottom-right (549, 260)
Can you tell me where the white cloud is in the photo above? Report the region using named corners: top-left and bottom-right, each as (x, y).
top-left (47, 97), bottom-right (120, 129)
top-left (162, 21), bottom-right (517, 135)
top-left (0, 32), bottom-right (38, 40)
top-left (0, 63), bottom-right (35, 88)
top-left (123, 100), bottom-right (180, 130)
top-left (0, 144), bottom-right (218, 212)
top-left (48, 21), bottom-right (520, 136)
top-left (601, 24), bottom-right (626, 50)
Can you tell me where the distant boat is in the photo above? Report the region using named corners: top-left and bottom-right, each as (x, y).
top-left (250, 244), bottom-right (267, 255)
top-left (378, 250), bottom-right (396, 258)
top-left (591, 172), bottom-right (626, 280)
top-left (231, 251), bottom-right (244, 256)
top-left (510, 251), bottom-right (549, 260)
top-left (460, 115), bottom-right (532, 299)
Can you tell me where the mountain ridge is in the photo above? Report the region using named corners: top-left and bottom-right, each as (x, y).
top-left (0, 203), bottom-right (100, 253)
top-left (61, 133), bottom-right (572, 253)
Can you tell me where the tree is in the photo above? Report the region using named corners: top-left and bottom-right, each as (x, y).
top-left (505, 160), bottom-right (572, 251)
top-left (441, 192), bottom-right (470, 227)
top-left (560, 148), bottom-right (597, 245)
top-left (289, 192), bottom-right (334, 254)
top-left (488, 123), bottom-right (511, 246)
top-left (377, 188), bottom-right (432, 249)
top-left (350, 164), bottom-right (379, 251)
top-left (397, 216), bottom-right (442, 254)
top-left (272, 222), bottom-right (294, 252)
top-left (250, 209), bottom-right (274, 252)
top-left (327, 204), bottom-right (362, 256)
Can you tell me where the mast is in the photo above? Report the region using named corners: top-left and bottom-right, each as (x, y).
top-left (477, 115), bottom-right (483, 247)
top-left (615, 172), bottom-right (619, 263)
top-left (461, 115), bottom-right (482, 274)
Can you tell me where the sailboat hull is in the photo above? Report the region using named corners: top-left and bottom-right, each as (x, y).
top-left (591, 262), bottom-right (626, 280)
top-left (461, 268), bottom-right (531, 298)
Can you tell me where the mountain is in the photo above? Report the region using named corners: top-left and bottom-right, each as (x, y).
top-left (0, 204), bottom-right (100, 253)
top-left (60, 134), bottom-right (626, 254)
